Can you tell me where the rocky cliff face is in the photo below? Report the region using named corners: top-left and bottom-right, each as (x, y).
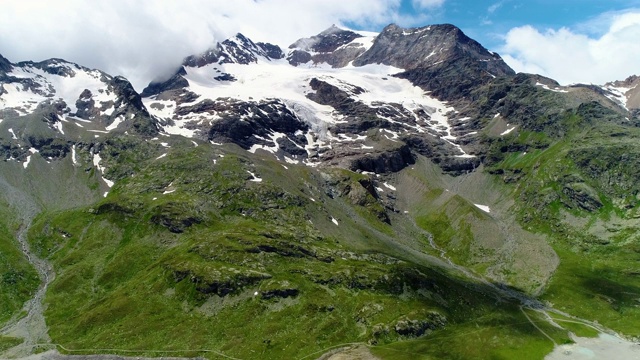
top-left (0, 54), bottom-right (12, 74)
top-left (352, 24), bottom-right (515, 101)
top-left (354, 24), bottom-right (507, 72)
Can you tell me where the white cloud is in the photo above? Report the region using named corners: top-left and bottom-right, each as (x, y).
top-left (412, 0), bottom-right (445, 9)
top-left (487, 1), bottom-right (505, 14)
top-left (500, 11), bottom-right (640, 84)
top-left (0, 0), bottom-right (411, 90)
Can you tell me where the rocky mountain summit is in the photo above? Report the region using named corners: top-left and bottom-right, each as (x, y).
top-left (287, 24), bottom-right (370, 67)
top-left (602, 75), bottom-right (640, 112)
top-left (1, 23), bottom-right (640, 360)
top-left (354, 23), bottom-right (515, 101)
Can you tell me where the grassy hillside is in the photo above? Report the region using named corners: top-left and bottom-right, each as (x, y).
top-left (483, 101), bottom-right (640, 337)
top-left (6, 86), bottom-right (638, 358)
top-left (23, 135), bottom-right (573, 359)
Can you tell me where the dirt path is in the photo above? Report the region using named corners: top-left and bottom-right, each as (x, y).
top-left (520, 306), bottom-right (557, 345)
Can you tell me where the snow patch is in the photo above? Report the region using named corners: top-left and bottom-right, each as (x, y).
top-left (474, 204), bottom-right (491, 213)
top-left (535, 82), bottom-right (568, 93)
top-left (92, 153), bottom-right (105, 172)
top-left (71, 145), bottom-right (78, 166)
top-left (92, 152), bottom-right (114, 187)
top-left (163, 182), bottom-right (176, 195)
top-left (248, 132), bottom-right (285, 155)
top-left (500, 126), bottom-right (516, 136)
top-left (162, 118), bottom-right (200, 138)
top-left (331, 217), bottom-right (339, 226)
top-left (106, 115), bottom-right (125, 131)
top-left (284, 156), bottom-right (299, 164)
top-left (247, 171), bottom-right (262, 182)
top-left (2, 64), bottom-right (117, 115)
top-left (383, 182), bottom-right (396, 191)
top-left (100, 105), bottom-right (115, 116)
top-left (23, 148), bottom-right (39, 169)
top-left (52, 119), bottom-right (64, 134)
top-left (0, 83), bottom-right (48, 114)
top-left (402, 27), bottom-right (429, 36)
top-left (602, 85), bottom-right (634, 110)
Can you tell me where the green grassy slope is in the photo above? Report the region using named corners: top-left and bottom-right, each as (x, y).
top-left (482, 101), bottom-right (640, 337)
top-left (25, 136), bottom-right (569, 359)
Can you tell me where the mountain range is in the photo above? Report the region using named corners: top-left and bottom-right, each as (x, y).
top-left (0, 23), bottom-right (639, 360)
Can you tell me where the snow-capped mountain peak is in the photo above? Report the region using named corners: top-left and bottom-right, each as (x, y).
top-left (353, 23), bottom-right (512, 75)
top-left (182, 33), bottom-right (284, 69)
top-left (0, 58), bottom-right (118, 117)
top-left (601, 75), bottom-right (640, 111)
top-left (0, 55), bottom-right (156, 144)
top-left (287, 25), bottom-right (374, 68)
top-left (140, 26), bottom-right (486, 173)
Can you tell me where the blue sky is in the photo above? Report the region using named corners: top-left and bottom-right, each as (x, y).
top-left (1, 0), bottom-right (639, 88)
top-left (360, 0), bottom-right (640, 50)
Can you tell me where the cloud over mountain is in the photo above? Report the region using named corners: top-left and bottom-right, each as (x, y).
top-left (0, 0), bottom-right (410, 90)
top-left (501, 10), bottom-right (640, 84)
